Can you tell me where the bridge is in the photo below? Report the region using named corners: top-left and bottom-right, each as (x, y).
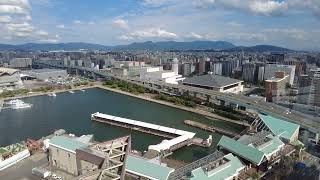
top-left (33, 60), bottom-right (320, 133)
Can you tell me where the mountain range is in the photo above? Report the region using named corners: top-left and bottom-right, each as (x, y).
top-left (0, 41), bottom-right (293, 52)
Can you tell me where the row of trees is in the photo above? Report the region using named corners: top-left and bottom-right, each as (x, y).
top-left (154, 93), bottom-right (197, 108)
top-left (0, 86), bottom-right (54, 98)
top-left (103, 80), bottom-right (146, 94)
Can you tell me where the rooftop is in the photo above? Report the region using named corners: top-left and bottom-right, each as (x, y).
top-left (190, 153), bottom-right (245, 180)
top-left (126, 155), bottom-right (174, 180)
top-left (258, 114), bottom-right (300, 141)
top-left (182, 74), bottom-right (243, 88)
top-left (0, 67), bottom-right (19, 76)
top-left (217, 136), bottom-right (265, 165)
top-left (49, 136), bottom-right (88, 153)
top-left (23, 68), bottom-right (66, 74)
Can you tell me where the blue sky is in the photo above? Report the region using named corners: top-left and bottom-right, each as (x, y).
top-left (1, 0), bottom-right (320, 50)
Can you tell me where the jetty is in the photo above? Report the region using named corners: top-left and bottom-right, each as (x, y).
top-left (91, 112), bottom-right (211, 155)
top-left (184, 120), bottom-right (238, 137)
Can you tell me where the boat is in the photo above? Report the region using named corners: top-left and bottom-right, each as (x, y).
top-left (0, 143), bottom-right (30, 171)
top-left (48, 93), bottom-right (57, 97)
top-left (69, 91), bottom-right (75, 94)
top-left (7, 99), bottom-right (32, 110)
top-left (80, 89), bottom-right (85, 92)
top-left (6, 99), bottom-right (23, 105)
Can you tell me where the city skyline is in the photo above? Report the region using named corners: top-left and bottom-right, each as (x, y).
top-left (1, 0), bottom-right (320, 50)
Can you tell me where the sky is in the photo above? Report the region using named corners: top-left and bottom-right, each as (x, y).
top-left (0, 0), bottom-right (320, 50)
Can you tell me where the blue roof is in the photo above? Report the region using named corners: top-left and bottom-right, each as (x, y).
top-left (258, 114), bottom-right (299, 141)
top-left (126, 155), bottom-right (174, 180)
top-left (49, 136), bottom-right (88, 153)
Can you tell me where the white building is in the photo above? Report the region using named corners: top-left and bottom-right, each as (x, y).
top-left (139, 66), bottom-right (184, 84)
top-left (0, 67), bottom-right (23, 91)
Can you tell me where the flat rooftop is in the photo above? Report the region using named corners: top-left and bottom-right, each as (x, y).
top-left (182, 74), bottom-right (243, 88)
top-left (23, 68), bottom-right (66, 73)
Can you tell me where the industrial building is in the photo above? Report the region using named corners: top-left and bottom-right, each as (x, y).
top-left (0, 67), bottom-right (23, 91)
top-left (22, 68), bottom-right (68, 81)
top-left (182, 74), bottom-right (244, 94)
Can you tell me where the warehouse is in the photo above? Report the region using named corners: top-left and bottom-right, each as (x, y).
top-left (22, 68), bottom-right (68, 81)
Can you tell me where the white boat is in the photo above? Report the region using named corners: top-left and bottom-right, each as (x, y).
top-left (7, 99), bottom-right (32, 110)
top-left (80, 89), bottom-right (85, 92)
top-left (6, 99), bottom-right (23, 105)
top-left (48, 93), bottom-right (57, 97)
top-left (69, 91), bottom-right (74, 94)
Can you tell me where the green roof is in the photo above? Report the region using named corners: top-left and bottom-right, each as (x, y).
top-left (217, 136), bottom-right (265, 165)
top-left (126, 155), bottom-right (174, 180)
top-left (190, 153), bottom-right (245, 180)
top-left (258, 114), bottom-right (299, 141)
top-left (0, 148), bottom-right (8, 155)
top-left (254, 135), bottom-right (284, 158)
top-left (49, 136), bottom-right (88, 153)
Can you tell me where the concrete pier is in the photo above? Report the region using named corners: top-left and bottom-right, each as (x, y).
top-left (91, 112), bottom-right (210, 154)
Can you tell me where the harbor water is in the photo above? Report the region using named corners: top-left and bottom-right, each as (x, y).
top-left (0, 88), bottom-right (243, 161)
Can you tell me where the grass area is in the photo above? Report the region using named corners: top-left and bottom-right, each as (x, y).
top-left (154, 93), bottom-right (197, 108)
top-left (103, 79), bottom-right (147, 95)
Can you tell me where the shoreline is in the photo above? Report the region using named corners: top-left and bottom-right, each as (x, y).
top-left (0, 85), bottom-right (95, 101)
top-left (96, 85), bottom-right (248, 127)
top-left (1, 83), bottom-right (247, 127)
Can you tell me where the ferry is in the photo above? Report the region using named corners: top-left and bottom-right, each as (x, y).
top-left (0, 143), bottom-right (30, 171)
top-left (7, 99), bottom-right (32, 109)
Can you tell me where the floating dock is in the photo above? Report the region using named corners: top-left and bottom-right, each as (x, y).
top-left (91, 112), bottom-right (210, 153)
top-left (184, 120), bottom-right (238, 137)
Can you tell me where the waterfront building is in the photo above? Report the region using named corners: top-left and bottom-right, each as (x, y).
top-left (48, 135), bottom-right (130, 179)
top-left (0, 143), bottom-right (30, 171)
top-left (22, 68), bottom-right (68, 81)
top-left (0, 67), bottom-right (23, 91)
top-left (256, 114), bottom-right (300, 143)
top-left (182, 74), bottom-right (244, 94)
top-left (264, 71), bottom-right (289, 102)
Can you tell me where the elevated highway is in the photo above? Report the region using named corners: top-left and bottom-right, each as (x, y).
top-left (34, 60), bottom-right (320, 133)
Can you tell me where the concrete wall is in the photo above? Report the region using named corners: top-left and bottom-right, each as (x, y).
top-left (50, 146), bottom-right (78, 175)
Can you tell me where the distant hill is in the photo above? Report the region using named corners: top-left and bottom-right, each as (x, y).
top-left (0, 41), bottom-right (293, 52)
top-left (225, 45), bottom-right (293, 52)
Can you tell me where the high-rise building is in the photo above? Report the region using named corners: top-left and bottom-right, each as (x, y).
top-left (210, 61), bottom-right (222, 76)
top-left (264, 64), bottom-right (296, 86)
top-left (181, 63), bottom-right (192, 76)
top-left (265, 71), bottom-right (289, 102)
top-left (172, 58), bottom-right (179, 75)
top-left (297, 68), bottom-right (320, 107)
top-left (242, 63), bottom-right (256, 83)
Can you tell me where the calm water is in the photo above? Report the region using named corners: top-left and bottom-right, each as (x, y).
top-left (0, 88), bottom-right (243, 161)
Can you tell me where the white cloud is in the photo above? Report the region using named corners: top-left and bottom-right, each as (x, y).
top-left (197, 0), bottom-right (288, 16)
top-left (0, 15), bottom-right (12, 23)
top-left (129, 28), bottom-right (178, 39)
top-left (188, 32), bottom-right (203, 39)
top-left (113, 18), bottom-right (129, 29)
top-left (142, 0), bottom-right (172, 6)
top-left (227, 21), bottom-right (243, 27)
top-left (56, 24), bottom-right (65, 29)
top-left (118, 35), bottom-right (134, 41)
top-left (73, 20), bottom-right (82, 24)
